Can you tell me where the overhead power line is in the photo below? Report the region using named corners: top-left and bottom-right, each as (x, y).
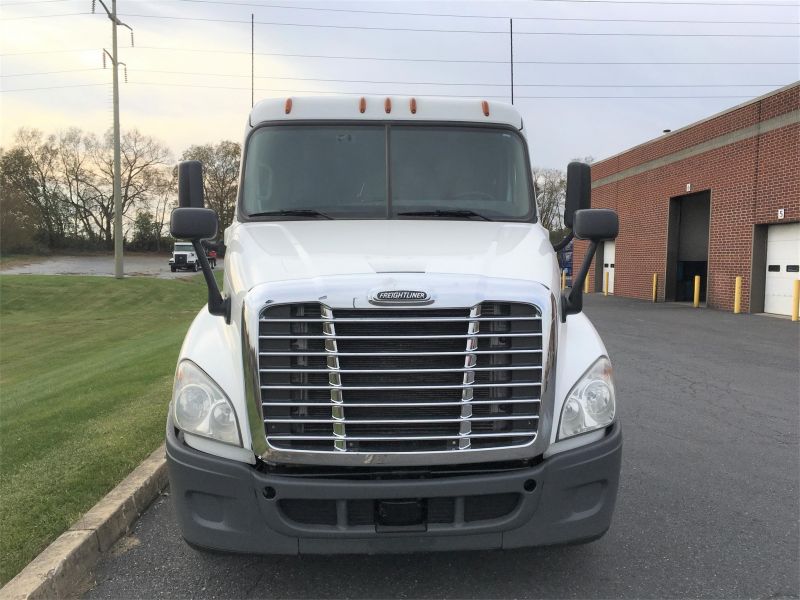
top-left (0, 79), bottom-right (779, 100)
top-left (166, 0), bottom-right (800, 22)
top-left (504, 0), bottom-right (799, 5)
top-left (111, 13), bottom-right (800, 37)
top-left (0, 83), bottom-right (109, 92)
top-left (95, 0), bottom-right (800, 25)
top-left (4, 1), bottom-right (799, 24)
top-left (3, 0), bottom-right (799, 5)
top-left (83, 68), bottom-right (798, 88)
top-left (119, 47), bottom-right (800, 65)
top-left (3, 46), bottom-right (799, 66)
top-left (1, 0), bottom-right (73, 4)
top-left (0, 48), bottom-right (100, 56)
top-left (7, 10), bottom-right (797, 30)
top-left (0, 66), bottom-right (789, 89)
top-left (0, 67), bottom-right (103, 77)
top-left (0, 11), bottom-right (90, 20)
top-left (10, 8), bottom-right (790, 35)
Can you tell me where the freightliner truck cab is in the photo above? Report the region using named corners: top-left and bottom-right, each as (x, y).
top-left (166, 95), bottom-right (621, 553)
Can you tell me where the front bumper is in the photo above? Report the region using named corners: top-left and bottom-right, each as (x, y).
top-left (166, 422), bottom-right (622, 554)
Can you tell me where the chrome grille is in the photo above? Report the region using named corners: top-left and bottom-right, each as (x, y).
top-left (258, 302), bottom-right (542, 453)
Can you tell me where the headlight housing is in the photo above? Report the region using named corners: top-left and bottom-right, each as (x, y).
top-left (558, 357), bottom-right (616, 440)
top-left (172, 360), bottom-right (242, 446)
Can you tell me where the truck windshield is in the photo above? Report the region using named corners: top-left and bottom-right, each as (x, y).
top-left (241, 124), bottom-right (534, 221)
top-left (174, 244), bottom-right (194, 252)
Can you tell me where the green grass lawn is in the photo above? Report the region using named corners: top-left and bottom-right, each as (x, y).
top-left (0, 274), bottom-right (212, 585)
top-left (0, 254), bottom-right (46, 270)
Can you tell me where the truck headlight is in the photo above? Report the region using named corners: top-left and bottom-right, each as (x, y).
top-left (558, 357), bottom-right (616, 440)
top-left (173, 360), bottom-right (241, 446)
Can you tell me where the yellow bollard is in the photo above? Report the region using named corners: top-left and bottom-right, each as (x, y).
top-left (693, 275), bottom-right (701, 308)
top-left (652, 273), bottom-right (658, 303)
top-left (561, 270), bottom-right (566, 290)
top-left (792, 280), bottom-right (800, 322)
top-left (603, 271), bottom-right (609, 296)
top-left (584, 275), bottom-right (590, 294)
top-left (733, 276), bottom-right (742, 314)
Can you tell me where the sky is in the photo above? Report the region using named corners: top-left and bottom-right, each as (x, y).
top-left (1, 0), bottom-right (798, 168)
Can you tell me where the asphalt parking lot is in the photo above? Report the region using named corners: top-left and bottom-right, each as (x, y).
top-left (85, 296), bottom-right (799, 599)
top-left (0, 254), bottom-right (222, 278)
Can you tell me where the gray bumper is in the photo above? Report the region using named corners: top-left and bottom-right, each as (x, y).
top-left (166, 423), bottom-right (622, 554)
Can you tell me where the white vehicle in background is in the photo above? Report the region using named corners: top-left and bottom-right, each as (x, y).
top-left (166, 95), bottom-right (621, 555)
top-left (169, 242), bottom-right (199, 272)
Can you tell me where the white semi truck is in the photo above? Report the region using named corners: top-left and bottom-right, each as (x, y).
top-left (168, 242), bottom-right (200, 272)
top-left (167, 96), bottom-right (621, 554)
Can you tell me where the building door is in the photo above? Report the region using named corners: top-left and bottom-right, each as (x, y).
top-left (603, 241), bottom-right (616, 294)
top-left (764, 222), bottom-right (800, 315)
top-left (666, 191), bottom-right (710, 302)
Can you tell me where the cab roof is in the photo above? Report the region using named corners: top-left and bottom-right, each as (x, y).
top-left (248, 95), bottom-right (523, 130)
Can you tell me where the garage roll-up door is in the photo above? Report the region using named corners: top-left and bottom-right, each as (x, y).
top-left (764, 222), bottom-right (800, 316)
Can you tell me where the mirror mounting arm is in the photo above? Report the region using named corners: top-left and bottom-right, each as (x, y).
top-left (552, 230), bottom-right (574, 252)
top-left (191, 240), bottom-right (230, 322)
top-left (561, 240), bottom-right (597, 322)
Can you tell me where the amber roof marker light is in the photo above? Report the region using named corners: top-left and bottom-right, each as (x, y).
top-left (284, 98), bottom-right (293, 114)
top-left (385, 97), bottom-right (392, 114)
top-left (409, 98), bottom-right (417, 114)
top-left (481, 100), bottom-right (490, 117)
top-left (359, 97), bottom-right (367, 113)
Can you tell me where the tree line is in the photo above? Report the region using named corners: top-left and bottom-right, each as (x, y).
top-left (0, 127), bottom-right (240, 254)
top-left (1, 124), bottom-right (583, 254)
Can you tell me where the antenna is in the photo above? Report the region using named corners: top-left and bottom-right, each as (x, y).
top-left (251, 13), bottom-right (254, 107)
top-left (93, 0), bottom-right (134, 279)
top-left (509, 18), bottom-right (514, 105)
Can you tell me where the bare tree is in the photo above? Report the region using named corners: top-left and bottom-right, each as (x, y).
top-left (88, 129), bottom-right (172, 246)
top-left (56, 129), bottom-right (104, 243)
top-left (151, 169), bottom-right (177, 251)
top-left (181, 141), bottom-right (241, 236)
top-left (533, 167), bottom-right (567, 234)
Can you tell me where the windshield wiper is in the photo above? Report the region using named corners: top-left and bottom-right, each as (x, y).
top-left (396, 209), bottom-right (492, 221)
top-left (248, 209), bottom-right (333, 220)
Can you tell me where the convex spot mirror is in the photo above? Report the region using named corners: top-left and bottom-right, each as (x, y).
top-left (564, 161), bottom-right (592, 229)
top-left (172, 159), bottom-right (218, 240)
top-left (178, 160), bottom-right (205, 208)
top-left (573, 209), bottom-right (619, 242)
top-left (170, 207), bottom-right (218, 240)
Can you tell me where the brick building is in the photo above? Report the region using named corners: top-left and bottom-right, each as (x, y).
top-left (575, 82), bottom-right (799, 315)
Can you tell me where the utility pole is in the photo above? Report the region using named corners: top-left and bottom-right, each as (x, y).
top-left (509, 18), bottom-right (514, 105)
top-left (93, 0), bottom-right (133, 279)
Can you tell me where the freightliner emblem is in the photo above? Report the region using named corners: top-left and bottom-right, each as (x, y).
top-left (368, 290), bottom-right (432, 305)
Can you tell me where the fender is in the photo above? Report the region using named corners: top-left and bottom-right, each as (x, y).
top-left (550, 312), bottom-right (610, 449)
top-left (177, 306), bottom-right (255, 463)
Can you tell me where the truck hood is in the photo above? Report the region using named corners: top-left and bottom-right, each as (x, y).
top-left (226, 220), bottom-right (558, 289)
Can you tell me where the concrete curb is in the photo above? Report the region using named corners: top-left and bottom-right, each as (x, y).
top-left (0, 444), bottom-right (168, 600)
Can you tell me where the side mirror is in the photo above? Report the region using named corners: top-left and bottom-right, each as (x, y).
top-left (178, 160), bottom-right (205, 208)
top-left (564, 161), bottom-right (591, 229)
top-left (573, 208), bottom-right (618, 242)
top-left (562, 208), bottom-right (619, 321)
top-left (169, 205), bottom-right (228, 321)
top-left (170, 207), bottom-right (218, 240)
